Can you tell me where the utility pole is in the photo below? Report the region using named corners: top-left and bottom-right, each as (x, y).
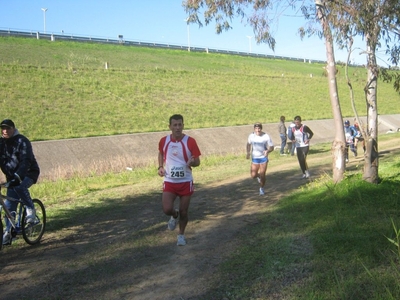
top-left (184, 18), bottom-right (190, 51)
top-left (41, 8), bottom-right (48, 33)
top-left (246, 36), bottom-right (253, 53)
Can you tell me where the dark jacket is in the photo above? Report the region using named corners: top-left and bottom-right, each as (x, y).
top-left (0, 129), bottom-right (40, 183)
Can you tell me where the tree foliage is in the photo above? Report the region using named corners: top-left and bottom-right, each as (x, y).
top-left (183, 0), bottom-right (400, 183)
top-left (184, 0), bottom-right (300, 51)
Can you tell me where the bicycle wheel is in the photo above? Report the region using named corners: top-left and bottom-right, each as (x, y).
top-left (21, 199), bottom-right (46, 245)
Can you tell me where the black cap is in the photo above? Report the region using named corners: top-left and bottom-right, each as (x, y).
top-left (1, 119), bottom-right (15, 128)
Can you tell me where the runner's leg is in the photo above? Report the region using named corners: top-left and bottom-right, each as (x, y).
top-left (250, 163), bottom-right (260, 181)
top-left (162, 192), bottom-right (178, 218)
top-left (178, 195), bottom-right (191, 235)
top-left (258, 162), bottom-right (267, 187)
top-left (296, 147), bottom-right (306, 173)
top-left (303, 146), bottom-right (309, 171)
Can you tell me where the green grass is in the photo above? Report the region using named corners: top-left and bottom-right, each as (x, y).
top-left (1, 36), bottom-right (399, 141)
top-left (200, 146), bottom-right (400, 299)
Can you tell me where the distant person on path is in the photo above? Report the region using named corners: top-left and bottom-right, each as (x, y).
top-left (288, 116), bottom-right (314, 179)
top-left (353, 118), bottom-right (365, 154)
top-left (246, 122), bottom-right (274, 195)
top-left (0, 119), bottom-right (40, 245)
top-left (344, 120), bottom-right (357, 162)
top-left (278, 116), bottom-right (287, 155)
top-left (287, 121), bottom-right (296, 156)
top-left (157, 114), bottom-right (201, 246)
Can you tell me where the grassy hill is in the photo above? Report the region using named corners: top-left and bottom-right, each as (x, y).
top-left (0, 36), bottom-right (399, 141)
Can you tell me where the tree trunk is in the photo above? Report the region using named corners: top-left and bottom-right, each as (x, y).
top-left (363, 35), bottom-right (379, 183)
top-left (316, 1), bottom-right (346, 183)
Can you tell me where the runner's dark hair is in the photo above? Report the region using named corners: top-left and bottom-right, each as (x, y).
top-left (169, 114), bottom-right (184, 125)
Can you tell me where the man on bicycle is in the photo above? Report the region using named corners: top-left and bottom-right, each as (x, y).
top-left (0, 119), bottom-right (40, 245)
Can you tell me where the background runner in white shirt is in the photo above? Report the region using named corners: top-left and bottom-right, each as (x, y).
top-left (288, 115), bottom-right (314, 179)
top-left (246, 122), bottom-right (274, 196)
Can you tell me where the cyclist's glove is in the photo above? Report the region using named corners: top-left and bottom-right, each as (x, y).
top-left (9, 173), bottom-right (22, 187)
top-left (8, 179), bottom-right (20, 187)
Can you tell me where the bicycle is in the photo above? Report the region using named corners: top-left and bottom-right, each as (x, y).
top-left (0, 182), bottom-right (46, 248)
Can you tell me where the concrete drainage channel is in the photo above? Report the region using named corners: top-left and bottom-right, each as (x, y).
top-left (28, 115), bottom-right (400, 180)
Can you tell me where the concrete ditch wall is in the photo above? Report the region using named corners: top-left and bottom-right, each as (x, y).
top-left (31, 114), bottom-right (400, 179)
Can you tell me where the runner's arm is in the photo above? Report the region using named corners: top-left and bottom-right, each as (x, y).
top-left (157, 137), bottom-right (166, 175)
top-left (187, 137), bottom-right (201, 167)
top-left (246, 142), bottom-right (252, 159)
top-left (157, 151), bottom-right (165, 176)
top-left (266, 138), bottom-right (274, 154)
top-left (304, 126), bottom-right (314, 142)
top-left (188, 156), bottom-right (200, 167)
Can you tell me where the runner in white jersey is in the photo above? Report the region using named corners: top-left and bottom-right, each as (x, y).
top-left (288, 115), bottom-right (314, 179)
top-left (246, 122), bottom-right (274, 195)
top-left (158, 114), bottom-right (201, 246)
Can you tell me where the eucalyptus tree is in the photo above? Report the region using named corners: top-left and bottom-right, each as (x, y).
top-left (313, 0), bottom-right (347, 183)
top-left (183, 0), bottom-right (347, 182)
top-left (313, 0), bottom-right (400, 183)
top-left (183, 0), bottom-right (400, 184)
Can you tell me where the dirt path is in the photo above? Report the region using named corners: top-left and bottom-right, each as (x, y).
top-left (0, 138), bottom-right (399, 300)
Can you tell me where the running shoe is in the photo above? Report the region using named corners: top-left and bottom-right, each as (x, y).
top-left (305, 170), bottom-right (310, 179)
top-left (168, 209), bottom-right (179, 231)
top-left (259, 187), bottom-right (265, 195)
top-left (257, 176), bottom-right (261, 183)
top-left (177, 234), bottom-right (186, 246)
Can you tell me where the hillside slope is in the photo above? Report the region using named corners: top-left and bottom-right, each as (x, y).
top-left (1, 36), bottom-right (399, 141)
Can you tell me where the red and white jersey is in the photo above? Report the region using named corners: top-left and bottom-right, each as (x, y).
top-left (290, 124), bottom-right (313, 148)
top-left (159, 134), bottom-right (201, 183)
